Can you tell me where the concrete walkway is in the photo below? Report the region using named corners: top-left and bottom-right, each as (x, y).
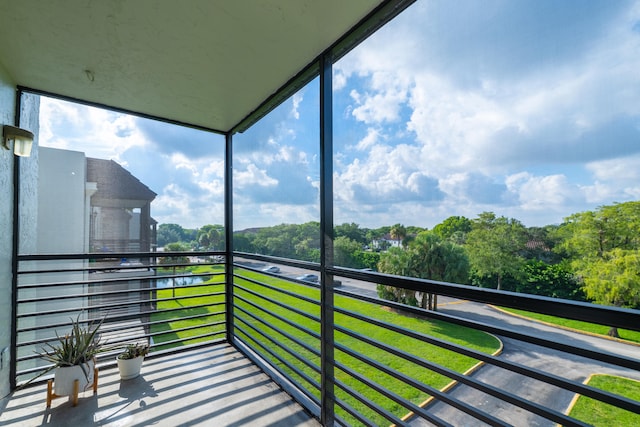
top-left (0, 344), bottom-right (320, 427)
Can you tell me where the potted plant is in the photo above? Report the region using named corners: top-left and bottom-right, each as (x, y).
top-left (35, 314), bottom-right (104, 404)
top-left (116, 343), bottom-right (149, 380)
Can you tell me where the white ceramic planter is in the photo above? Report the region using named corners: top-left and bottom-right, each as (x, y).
top-left (117, 356), bottom-right (144, 380)
top-left (54, 360), bottom-right (95, 396)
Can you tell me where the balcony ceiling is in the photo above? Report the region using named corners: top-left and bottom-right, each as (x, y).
top-left (0, 0), bottom-right (384, 133)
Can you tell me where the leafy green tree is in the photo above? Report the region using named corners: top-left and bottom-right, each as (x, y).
top-left (522, 225), bottom-right (561, 263)
top-left (518, 260), bottom-right (584, 300)
top-left (406, 225), bottom-right (427, 237)
top-left (555, 202), bottom-right (640, 337)
top-left (354, 251), bottom-right (380, 270)
top-left (557, 201), bottom-right (640, 260)
top-left (233, 233), bottom-right (255, 252)
top-left (250, 222), bottom-right (320, 261)
top-left (157, 223), bottom-right (186, 247)
top-left (433, 216), bottom-right (472, 242)
top-left (334, 236), bottom-right (365, 268)
top-left (466, 212), bottom-right (527, 290)
top-left (335, 223), bottom-right (368, 246)
top-left (377, 232), bottom-right (469, 309)
top-left (581, 249), bottom-right (640, 307)
top-left (377, 247), bottom-right (417, 306)
top-left (197, 224), bottom-right (224, 250)
top-left (160, 242), bottom-right (191, 265)
top-left (581, 249), bottom-right (640, 337)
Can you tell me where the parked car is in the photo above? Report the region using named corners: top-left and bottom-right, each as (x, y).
top-left (296, 274), bottom-right (318, 283)
top-left (262, 265), bottom-right (280, 274)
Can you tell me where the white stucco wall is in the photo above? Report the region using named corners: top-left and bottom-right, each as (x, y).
top-left (38, 147), bottom-right (88, 253)
top-left (0, 66), bottom-right (40, 397)
top-left (0, 53), bottom-right (16, 399)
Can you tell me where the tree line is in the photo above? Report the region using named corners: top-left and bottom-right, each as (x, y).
top-left (157, 201), bottom-right (640, 335)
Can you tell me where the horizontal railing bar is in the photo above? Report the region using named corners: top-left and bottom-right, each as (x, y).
top-left (234, 313), bottom-right (320, 376)
top-left (17, 272), bottom-right (222, 291)
top-left (17, 271), bottom-right (223, 290)
top-left (17, 309), bottom-right (225, 336)
top-left (15, 337), bottom-right (227, 381)
top-left (333, 397), bottom-right (377, 427)
top-left (233, 272), bottom-right (321, 306)
top-left (18, 319), bottom-right (226, 363)
top-left (337, 304), bottom-right (640, 415)
top-left (149, 320), bottom-right (226, 341)
top-left (18, 251), bottom-right (222, 262)
top-left (17, 280), bottom-right (224, 304)
top-left (335, 342), bottom-right (505, 426)
top-left (336, 362), bottom-right (456, 427)
top-left (336, 288), bottom-right (640, 372)
top-left (234, 283), bottom-right (320, 325)
top-left (330, 266), bottom-right (640, 331)
top-left (17, 291), bottom-right (225, 319)
top-left (234, 297), bottom-right (320, 346)
top-left (15, 343), bottom-right (225, 386)
top-left (234, 303), bottom-right (320, 360)
top-left (148, 330), bottom-right (226, 349)
top-left (234, 252), bottom-right (319, 272)
top-left (17, 262), bottom-right (223, 276)
top-left (334, 378), bottom-right (405, 426)
top-left (336, 323), bottom-right (601, 426)
top-left (234, 323), bottom-right (320, 396)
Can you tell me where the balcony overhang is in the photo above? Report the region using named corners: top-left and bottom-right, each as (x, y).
top-left (0, 0), bottom-right (386, 133)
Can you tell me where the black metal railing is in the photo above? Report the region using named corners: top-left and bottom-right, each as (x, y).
top-left (12, 250), bottom-right (640, 425)
top-left (233, 253), bottom-right (640, 427)
top-left (14, 251), bottom-right (226, 385)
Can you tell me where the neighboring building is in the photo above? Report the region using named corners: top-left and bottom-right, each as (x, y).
top-left (17, 148), bottom-right (157, 369)
top-left (87, 157), bottom-right (157, 254)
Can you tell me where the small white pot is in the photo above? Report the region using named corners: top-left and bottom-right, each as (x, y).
top-left (54, 360), bottom-right (95, 396)
top-left (116, 356), bottom-right (144, 380)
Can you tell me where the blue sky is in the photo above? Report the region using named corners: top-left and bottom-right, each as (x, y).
top-left (39, 0), bottom-right (640, 230)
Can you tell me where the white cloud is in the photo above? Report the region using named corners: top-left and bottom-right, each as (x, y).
top-left (330, 1), bottom-right (640, 228)
top-left (582, 154), bottom-right (640, 203)
top-left (37, 2), bottom-right (640, 231)
top-left (291, 92), bottom-right (303, 120)
top-left (505, 172), bottom-right (577, 211)
top-left (234, 163), bottom-right (278, 188)
top-left (355, 128), bottom-right (381, 151)
top-left (40, 97), bottom-right (146, 162)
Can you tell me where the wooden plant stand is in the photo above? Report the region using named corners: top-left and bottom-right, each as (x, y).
top-left (46, 365), bottom-right (99, 407)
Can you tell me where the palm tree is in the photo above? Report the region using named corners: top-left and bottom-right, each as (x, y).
top-left (390, 223), bottom-right (407, 248)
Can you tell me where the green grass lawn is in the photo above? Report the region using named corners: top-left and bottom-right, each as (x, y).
top-left (499, 307), bottom-right (640, 344)
top-left (234, 269), bottom-right (500, 425)
top-left (149, 265), bottom-right (226, 351)
top-left (569, 375), bottom-right (640, 426)
top-left (150, 266), bottom-right (500, 424)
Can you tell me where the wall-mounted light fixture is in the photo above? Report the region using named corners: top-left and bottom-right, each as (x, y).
top-left (2, 125), bottom-right (34, 157)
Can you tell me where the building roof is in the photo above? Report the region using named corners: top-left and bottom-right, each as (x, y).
top-left (0, 0), bottom-right (388, 133)
top-left (87, 158), bottom-right (157, 205)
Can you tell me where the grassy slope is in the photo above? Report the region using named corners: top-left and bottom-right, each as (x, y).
top-left (150, 266), bottom-right (500, 423)
top-left (569, 375), bottom-right (640, 426)
top-left (235, 269), bottom-right (500, 424)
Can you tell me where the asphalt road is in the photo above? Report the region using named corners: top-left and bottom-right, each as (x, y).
top-left (414, 300), bottom-right (640, 426)
top-left (240, 260), bottom-right (640, 426)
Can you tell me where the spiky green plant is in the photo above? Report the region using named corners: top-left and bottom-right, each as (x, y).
top-left (20, 314), bottom-right (106, 387)
top-left (39, 315), bottom-right (104, 367)
top-left (117, 343), bottom-right (149, 360)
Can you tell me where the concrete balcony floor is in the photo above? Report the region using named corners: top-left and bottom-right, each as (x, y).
top-left (0, 344), bottom-right (320, 427)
